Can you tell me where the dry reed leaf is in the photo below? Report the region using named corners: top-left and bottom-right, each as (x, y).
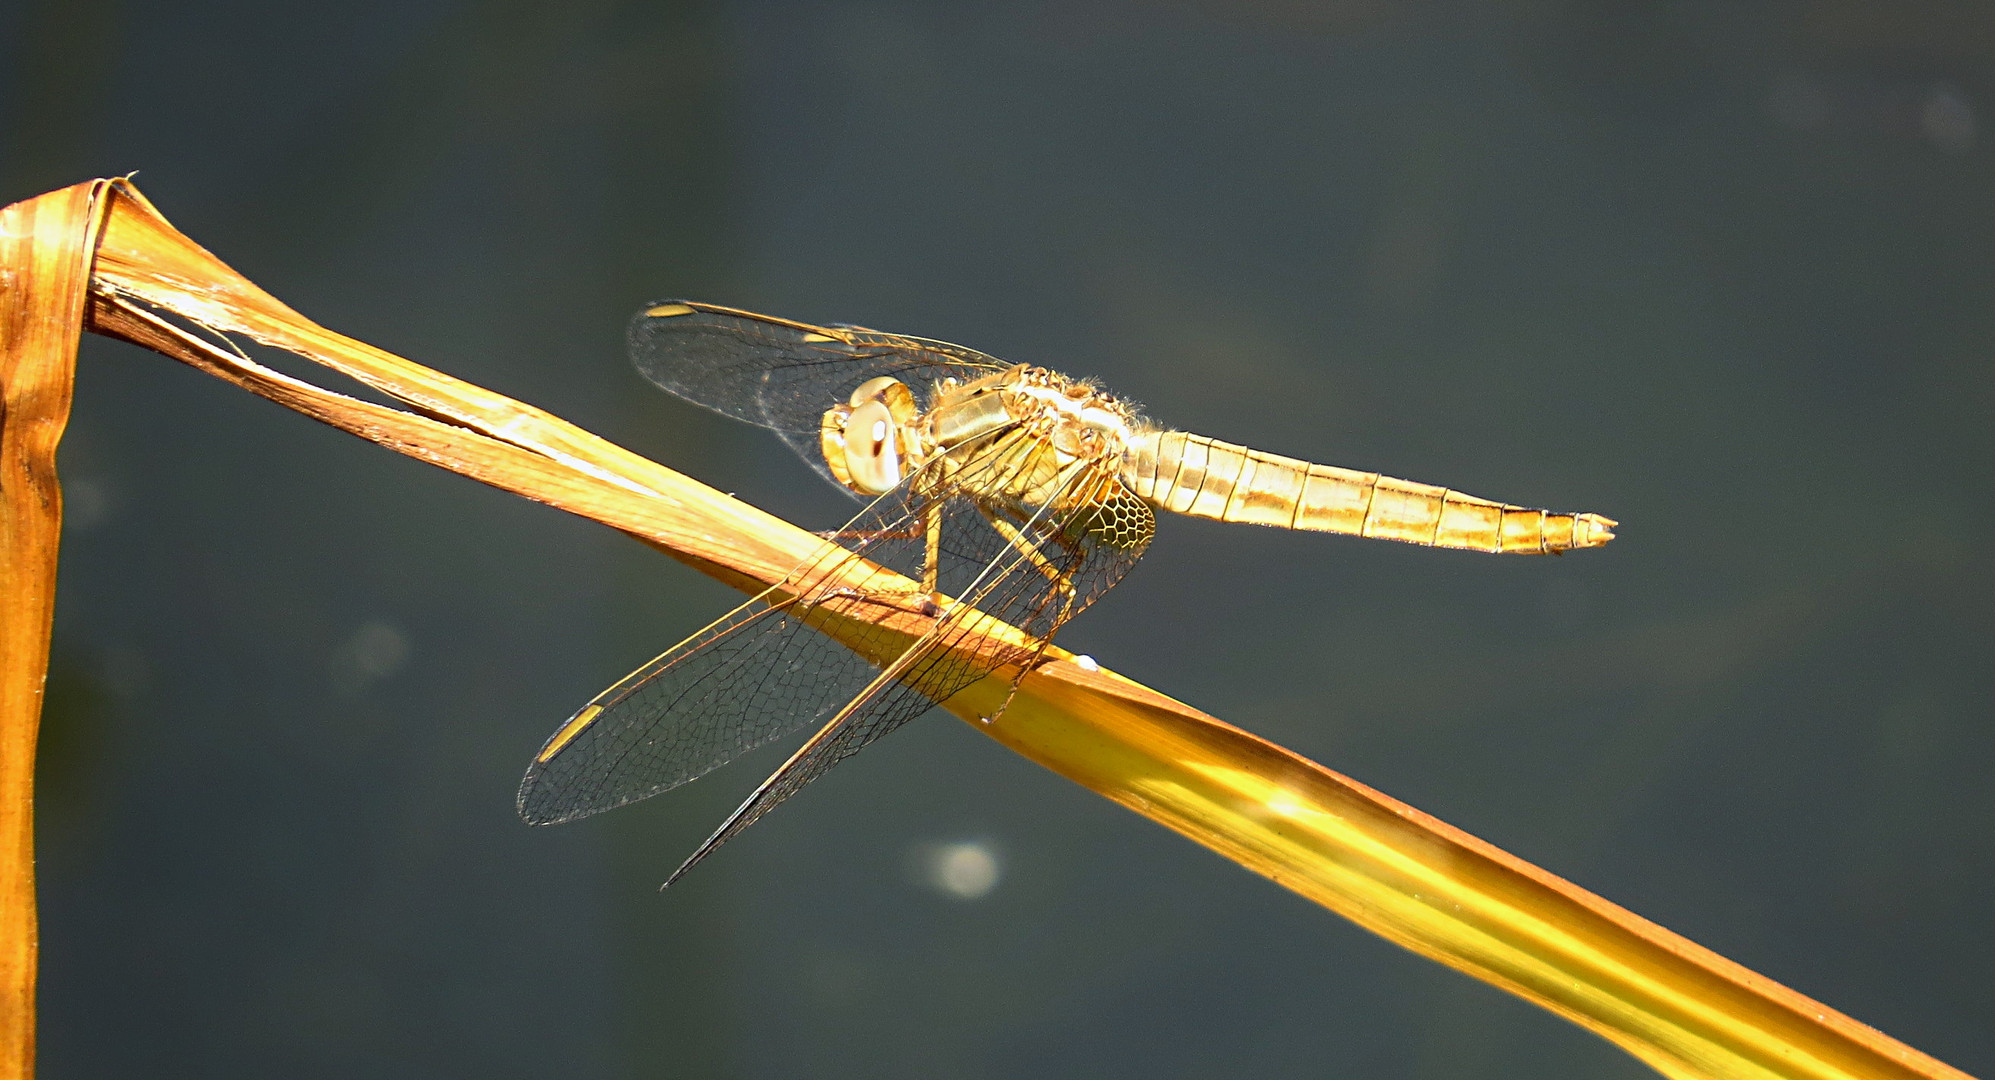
top-left (0, 178), bottom-right (115, 1078)
top-left (1, 177), bottom-right (1973, 1080)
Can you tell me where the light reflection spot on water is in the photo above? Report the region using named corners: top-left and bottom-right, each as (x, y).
top-left (63, 478), bottom-right (114, 531)
top-left (330, 620), bottom-right (410, 695)
top-left (913, 841), bottom-right (1001, 900)
top-left (1922, 85), bottom-right (1976, 153)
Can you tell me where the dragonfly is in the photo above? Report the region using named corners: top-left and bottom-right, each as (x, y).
top-left (517, 300), bottom-right (1617, 884)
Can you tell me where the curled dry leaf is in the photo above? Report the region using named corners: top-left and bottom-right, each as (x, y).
top-left (0, 178), bottom-right (116, 1078)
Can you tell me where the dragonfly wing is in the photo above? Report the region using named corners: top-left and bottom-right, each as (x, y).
top-left (517, 457), bottom-right (993, 826)
top-left (661, 454), bottom-right (1157, 883)
top-left (628, 300), bottom-right (1008, 488)
top-left (662, 620), bottom-right (968, 886)
top-left (517, 589), bottom-right (882, 825)
top-left (523, 434), bottom-right (1155, 880)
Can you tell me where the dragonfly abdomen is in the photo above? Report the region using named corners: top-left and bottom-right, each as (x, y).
top-left (1121, 430), bottom-right (1615, 553)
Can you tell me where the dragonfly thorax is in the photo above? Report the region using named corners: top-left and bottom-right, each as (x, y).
top-left (819, 366), bottom-right (1143, 502)
top-left (994, 365), bottom-right (1142, 459)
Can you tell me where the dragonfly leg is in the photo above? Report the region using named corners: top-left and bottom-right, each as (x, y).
top-left (973, 461), bottom-right (1123, 720)
top-left (982, 512), bottom-right (1083, 649)
top-left (821, 588), bottom-right (944, 622)
top-left (977, 453), bottom-right (1104, 625)
top-left (983, 514), bottom-right (1075, 593)
top-left (984, 570), bottom-right (1081, 724)
top-left (922, 500), bottom-right (943, 602)
top-left (815, 524), bottom-right (925, 542)
top-left (810, 500), bottom-right (948, 616)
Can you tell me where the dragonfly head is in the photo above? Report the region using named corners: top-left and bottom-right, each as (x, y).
top-left (821, 376), bottom-right (920, 495)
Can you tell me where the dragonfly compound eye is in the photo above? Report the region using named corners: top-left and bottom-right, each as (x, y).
top-left (821, 377), bottom-right (919, 495)
top-left (848, 376), bottom-right (916, 413)
top-left (840, 398), bottom-right (904, 494)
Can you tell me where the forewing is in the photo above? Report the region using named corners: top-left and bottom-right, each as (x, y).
top-left (628, 300), bottom-right (1006, 487)
top-left (522, 434), bottom-right (1156, 881)
top-left (516, 589), bottom-right (883, 825)
top-left (517, 450), bottom-right (1016, 826)
top-left (662, 453), bottom-right (1157, 883)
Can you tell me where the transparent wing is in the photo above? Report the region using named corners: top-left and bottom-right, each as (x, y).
top-left (628, 300), bottom-right (1009, 486)
top-left (660, 457), bottom-right (1156, 884)
top-left (515, 583), bottom-right (879, 827)
top-left (517, 441), bottom-right (1155, 881)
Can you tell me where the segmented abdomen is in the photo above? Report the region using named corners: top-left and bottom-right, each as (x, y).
top-left (1120, 430), bottom-right (1615, 553)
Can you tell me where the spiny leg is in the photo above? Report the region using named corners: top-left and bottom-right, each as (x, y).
top-left (922, 498), bottom-right (943, 602)
top-left (813, 489), bottom-right (948, 613)
top-left (978, 455), bottom-right (1097, 613)
top-left (984, 513), bottom-right (1079, 611)
top-left (986, 511), bottom-right (1086, 662)
top-left (975, 466), bottom-right (1102, 719)
top-left (815, 522), bottom-right (924, 543)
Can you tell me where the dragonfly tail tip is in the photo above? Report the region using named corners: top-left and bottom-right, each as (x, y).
top-left (1572, 512), bottom-right (1618, 548)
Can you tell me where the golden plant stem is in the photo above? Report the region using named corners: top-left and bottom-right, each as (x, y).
top-left (0, 179), bottom-right (113, 1079)
top-left (0, 177), bottom-right (1974, 1080)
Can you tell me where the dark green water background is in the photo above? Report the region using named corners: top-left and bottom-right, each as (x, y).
top-left (5, 2), bottom-right (1992, 1076)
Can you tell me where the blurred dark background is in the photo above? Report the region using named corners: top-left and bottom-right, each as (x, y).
top-left (5, 1), bottom-right (1993, 1076)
